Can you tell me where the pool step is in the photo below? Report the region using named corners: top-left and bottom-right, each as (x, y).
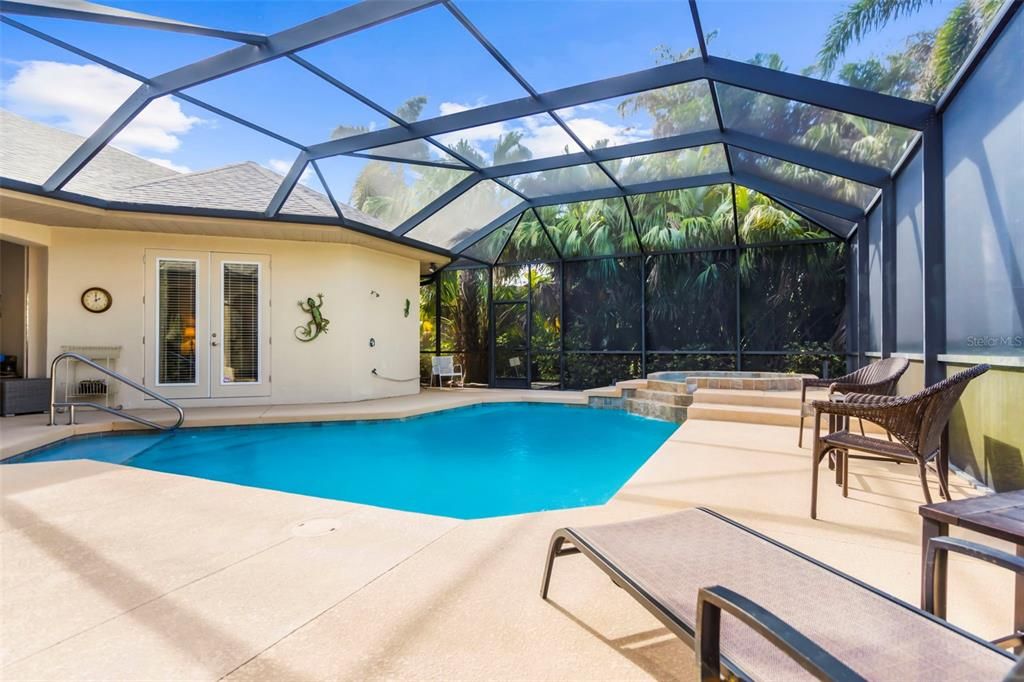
top-left (624, 398), bottom-right (687, 424)
top-left (644, 379), bottom-right (693, 395)
top-left (687, 389), bottom-right (887, 435)
top-left (632, 388), bottom-right (693, 407)
top-left (689, 388), bottom-right (805, 410)
top-left (686, 402), bottom-right (801, 427)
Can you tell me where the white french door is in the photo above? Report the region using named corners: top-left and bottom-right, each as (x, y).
top-left (145, 250), bottom-right (270, 399)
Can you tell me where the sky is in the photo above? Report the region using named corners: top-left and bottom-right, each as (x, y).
top-left (0, 0), bottom-right (964, 208)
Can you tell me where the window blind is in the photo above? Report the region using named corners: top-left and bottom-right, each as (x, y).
top-left (222, 262), bottom-right (260, 383)
top-left (157, 260), bottom-right (197, 385)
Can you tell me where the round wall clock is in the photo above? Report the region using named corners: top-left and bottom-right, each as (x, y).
top-left (81, 287), bottom-right (112, 313)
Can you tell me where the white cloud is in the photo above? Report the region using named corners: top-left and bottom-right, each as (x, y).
top-left (435, 101), bottom-right (506, 151)
top-left (518, 118), bottom-right (580, 159)
top-left (268, 158), bottom-right (313, 185)
top-left (268, 158), bottom-right (292, 175)
top-left (146, 157), bottom-right (191, 173)
top-left (549, 116), bottom-right (648, 149)
top-left (431, 103), bottom-right (649, 164)
top-left (438, 101), bottom-right (469, 117)
top-left (2, 60), bottom-right (201, 154)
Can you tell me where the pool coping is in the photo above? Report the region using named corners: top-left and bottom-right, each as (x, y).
top-left (5, 400), bottom-right (616, 464)
top-left (0, 389), bottom-right (590, 461)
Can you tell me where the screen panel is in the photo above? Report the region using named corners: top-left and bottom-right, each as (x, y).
top-left (646, 251), bottom-right (737, 351)
top-left (539, 198), bottom-right (641, 258)
top-left (564, 257), bottom-right (643, 351)
top-left (628, 185), bottom-right (735, 250)
top-left (740, 243), bottom-right (847, 353)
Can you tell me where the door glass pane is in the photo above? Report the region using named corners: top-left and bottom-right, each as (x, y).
top-left (495, 303), bottom-right (527, 349)
top-left (222, 263), bottom-right (260, 384)
top-left (530, 263), bottom-right (561, 351)
top-left (157, 260), bottom-right (197, 385)
top-left (496, 349), bottom-right (528, 381)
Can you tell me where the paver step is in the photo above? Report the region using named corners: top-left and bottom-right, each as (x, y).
top-left (690, 389), bottom-right (804, 410)
top-left (644, 379), bottom-right (691, 394)
top-left (632, 389), bottom-right (693, 406)
top-left (687, 403), bottom-right (799, 427)
top-left (624, 398), bottom-right (687, 424)
top-left (687, 403), bottom-right (886, 433)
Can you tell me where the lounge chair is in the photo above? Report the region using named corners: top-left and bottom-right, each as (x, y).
top-left (798, 357), bottom-right (910, 447)
top-left (541, 508), bottom-right (1018, 680)
top-left (430, 355), bottom-right (464, 388)
top-left (809, 364), bottom-right (989, 519)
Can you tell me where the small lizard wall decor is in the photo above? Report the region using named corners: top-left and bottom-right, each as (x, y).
top-left (404, 298), bottom-right (411, 318)
top-left (295, 293), bottom-right (329, 342)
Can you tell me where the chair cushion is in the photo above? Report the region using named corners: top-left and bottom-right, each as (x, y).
top-left (822, 430), bottom-right (912, 460)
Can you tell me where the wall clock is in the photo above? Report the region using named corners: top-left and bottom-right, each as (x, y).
top-left (81, 287), bottom-right (112, 313)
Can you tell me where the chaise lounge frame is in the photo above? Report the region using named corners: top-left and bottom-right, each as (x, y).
top-left (541, 507), bottom-right (1016, 680)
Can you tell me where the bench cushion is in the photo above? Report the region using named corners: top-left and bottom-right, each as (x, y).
top-left (569, 509), bottom-right (1013, 681)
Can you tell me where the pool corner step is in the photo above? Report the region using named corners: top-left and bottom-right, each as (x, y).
top-left (632, 388), bottom-right (693, 407)
top-left (624, 397), bottom-right (687, 424)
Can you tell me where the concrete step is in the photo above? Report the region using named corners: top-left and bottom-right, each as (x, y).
top-left (644, 379), bottom-right (690, 395)
top-left (687, 403), bottom-right (799, 427)
top-left (633, 388), bottom-right (693, 406)
top-left (687, 402), bottom-right (887, 433)
top-left (624, 398), bottom-right (687, 424)
top-left (690, 388), bottom-right (803, 410)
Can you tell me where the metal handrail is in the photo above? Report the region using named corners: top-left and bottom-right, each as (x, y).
top-left (49, 352), bottom-right (185, 431)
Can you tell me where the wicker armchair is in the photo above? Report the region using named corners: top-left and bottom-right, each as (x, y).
top-left (798, 357), bottom-right (910, 447)
top-left (808, 364), bottom-right (989, 520)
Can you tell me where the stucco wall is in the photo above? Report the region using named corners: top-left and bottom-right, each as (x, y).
top-left (25, 244), bottom-right (47, 378)
top-left (38, 226), bottom-right (419, 408)
top-left (895, 356), bottom-right (925, 395)
top-left (947, 363), bottom-right (1024, 492)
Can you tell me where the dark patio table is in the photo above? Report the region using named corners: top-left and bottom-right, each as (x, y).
top-left (920, 489), bottom-right (1024, 653)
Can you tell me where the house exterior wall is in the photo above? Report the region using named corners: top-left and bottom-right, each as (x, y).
top-left (4, 223), bottom-right (419, 408)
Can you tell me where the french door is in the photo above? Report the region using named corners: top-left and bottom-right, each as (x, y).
top-left (145, 250), bottom-right (270, 399)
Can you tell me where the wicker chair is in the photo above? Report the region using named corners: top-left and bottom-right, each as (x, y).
top-left (798, 357), bottom-right (910, 447)
top-left (809, 364), bottom-right (989, 520)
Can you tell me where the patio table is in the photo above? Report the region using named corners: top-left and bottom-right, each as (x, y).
top-left (919, 489), bottom-right (1024, 653)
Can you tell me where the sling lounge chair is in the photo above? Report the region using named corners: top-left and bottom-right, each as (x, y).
top-left (541, 508), bottom-right (1017, 680)
top-left (798, 357), bottom-right (910, 447)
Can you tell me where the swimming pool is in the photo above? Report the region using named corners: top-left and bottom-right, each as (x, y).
top-left (8, 403), bottom-right (676, 519)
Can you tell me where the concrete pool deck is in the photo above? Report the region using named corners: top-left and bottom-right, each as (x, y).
top-left (0, 393), bottom-right (1015, 680)
top-left (0, 388), bottom-right (589, 460)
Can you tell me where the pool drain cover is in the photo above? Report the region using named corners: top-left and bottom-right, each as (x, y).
top-left (291, 518), bottom-right (342, 537)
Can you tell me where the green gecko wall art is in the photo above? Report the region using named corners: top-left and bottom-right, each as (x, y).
top-left (294, 293), bottom-right (329, 342)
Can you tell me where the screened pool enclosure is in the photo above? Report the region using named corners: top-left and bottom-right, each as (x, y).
top-left (2, 0), bottom-right (1021, 391)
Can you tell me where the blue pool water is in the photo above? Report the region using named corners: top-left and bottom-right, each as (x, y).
top-left (8, 404), bottom-right (676, 519)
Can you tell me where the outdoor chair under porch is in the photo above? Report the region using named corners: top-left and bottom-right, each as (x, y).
top-left (540, 508), bottom-right (1018, 680)
top-left (809, 364), bottom-right (990, 520)
top-left (798, 357), bottom-right (910, 447)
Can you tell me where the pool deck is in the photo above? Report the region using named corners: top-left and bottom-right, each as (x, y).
top-left (0, 388), bottom-right (589, 460)
top-left (0, 390), bottom-right (1015, 680)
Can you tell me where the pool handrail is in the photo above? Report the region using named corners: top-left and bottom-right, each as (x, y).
top-left (49, 351), bottom-right (185, 431)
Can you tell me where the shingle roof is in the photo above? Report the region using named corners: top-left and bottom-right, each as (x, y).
top-left (0, 109), bottom-right (385, 228)
top-left (1, 108), bottom-right (177, 196)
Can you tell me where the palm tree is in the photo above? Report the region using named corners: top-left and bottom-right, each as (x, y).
top-left (819, 0), bottom-right (1003, 101)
